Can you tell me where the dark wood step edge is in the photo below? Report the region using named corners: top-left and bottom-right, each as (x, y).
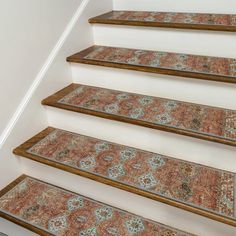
top-left (13, 127), bottom-right (236, 227)
top-left (89, 11), bottom-right (236, 32)
top-left (66, 46), bottom-right (236, 84)
top-left (0, 175), bottom-right (54, 236)
top-left (41, 84), bottom-right (236, 147)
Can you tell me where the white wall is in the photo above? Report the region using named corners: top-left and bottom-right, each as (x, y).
top-left (0, 0), bottom-right (83, 204)
top-left (0, 0), bottom-right (85, 200)
top-left (113, 0), bottom-right (236, 13)
top-left (0, 0), bottom-right (81, 137)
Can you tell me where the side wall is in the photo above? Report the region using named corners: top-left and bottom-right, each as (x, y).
top-left (0, 0), bottom-right (81, 137)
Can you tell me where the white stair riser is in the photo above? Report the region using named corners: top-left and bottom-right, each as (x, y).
top-left (71, 64), bottom-right (236, 110)
top-left (93, 25), bottom-right (236, 58)
top-left (0, 218), bottom-right (38, 236)
top-left (113, 0), bottom-right (236, 13)
top-left (21, 157), bottom-right (236, 236)
top-left (45, 107), bottom-right (236, 173)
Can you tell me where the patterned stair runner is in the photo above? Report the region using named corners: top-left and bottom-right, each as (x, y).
top-left (0, 175), bottom-right (195, 236)
top-left (89, 11), bottom-right (236, 32)
top-left (42, 84), bottom-right (236, 147)
top-left (14, 127), bottom-right (236, 227)
top-left (67, 45), bottom-right (236, 84)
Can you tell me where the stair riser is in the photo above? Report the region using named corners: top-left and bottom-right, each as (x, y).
top-left (113, 0), bottom-right (236, 13)
top-left (20, 158), bottom-right (236, 236)
top-left (0, 219), bottom-right (36, 236)
top-left (93, 25), bottom-right (236, 58)
top-left (45, 107), bottom-right (236, 172)
top-left (71, 64), bottom-right (236, 110)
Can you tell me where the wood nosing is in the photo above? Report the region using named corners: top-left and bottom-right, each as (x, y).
top-left (13, 127), bottom-right (236, 227)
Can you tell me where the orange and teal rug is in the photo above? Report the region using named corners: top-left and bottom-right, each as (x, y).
top-left (95, 11), bottom-right (236, 26)
top-left (95, 11), bottom-right (236, 27)
top-left (25, 128), bottom-right (236, 222)
top-left (81, 46), bottom-right (236, 79)
top-left (57, 84), bottom-right (236, 143)
top-left (0, 176), bottom-right (194, 236)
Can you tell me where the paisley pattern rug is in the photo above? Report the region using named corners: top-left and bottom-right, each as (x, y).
top-left (82, 46), bottom-right (236, 79)
top-left (26, 128), bottom-right (236, 221)
top-left (0, 176), bottom-right (193, 236)
top-left (57, 84), bottom-right (236, 143)
top-left (98, 11), bottom-right (236, 27)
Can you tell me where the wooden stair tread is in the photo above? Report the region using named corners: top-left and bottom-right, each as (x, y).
top-left (42, 83), bottom-right (236, 147)
top-left (13, 127), bottom-right (236, 227)
top-left (0, 175), bottom-right (194, 236)
top-left (67, 45), bottom-right (236, 84)
top-left (89, 11), bottom-right (236, 32)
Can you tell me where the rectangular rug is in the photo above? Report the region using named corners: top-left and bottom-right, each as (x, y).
top-left (0, 175), bottom-right (194, 236)
top-left (21, 127), bottom-right (236, 225)
top-left (91, 11), bottom-right (236, 28)
top-left (71, 45), bottom-right (236, 81)
top-left (53, 84), bottom-right (236, 146)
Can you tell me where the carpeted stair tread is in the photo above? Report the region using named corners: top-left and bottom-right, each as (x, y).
top-left (89, 11), bottom-right (236, 32)
top-left (0, 175), bottom-right (195, 236)
top-left (41, 83), bottom-right (236, 147)
top-left (13, 127), bottom-right (236, 227)
top-left (67, 45), bottom-right (236, 84)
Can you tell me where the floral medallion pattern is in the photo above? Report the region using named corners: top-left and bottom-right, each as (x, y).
top-left (101, 11), bottom-right (236, 27)
top-left (27, 129), bottom-right (235, 220)
top-left (0, 177), bottom-right (193, 236)
top-left (83, 46), bottom-right (236, 79)
top-left (58, 85), bottom-right (236, 142)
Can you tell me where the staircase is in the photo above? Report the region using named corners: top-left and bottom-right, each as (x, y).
top-left (1, 2), bottom-right (236, 236)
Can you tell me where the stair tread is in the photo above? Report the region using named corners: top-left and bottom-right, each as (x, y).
top-left (67, 45), bottom-right (236, 84)
top-left (0, 175), bottom-right (194, 236)
top-left (89, 11), bottom-right (236, 32)
top-left (42, 83), bottom-right (236, 147)
top-left (14, 127), bottom-right (236, 227)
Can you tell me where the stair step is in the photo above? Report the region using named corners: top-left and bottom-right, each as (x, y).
top-left (42, 84), bottom-right (236, 147)
top-left (67, 45), bottom-right (236, 84)
top-left (14, 127), bottom-right (236, 227)
top-left (89, 11), bottom-right (236, 32)
top-left (0, 175), bottom-right (194, 236)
